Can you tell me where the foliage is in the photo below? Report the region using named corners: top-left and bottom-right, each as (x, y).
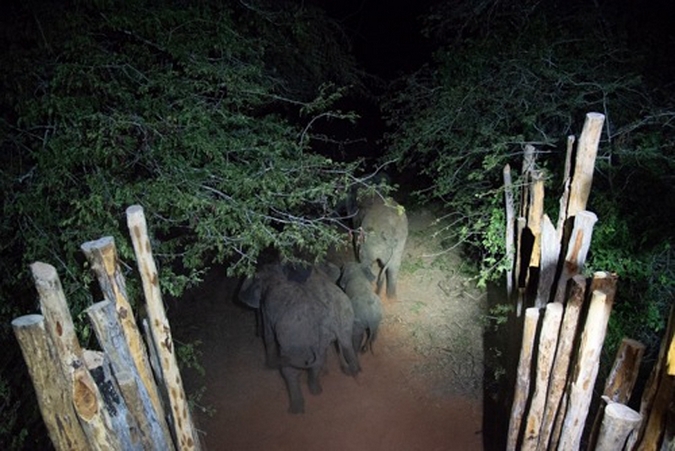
top-left (381, 1), bottom-right (675, 288)
top-left (0, 0), bottom-right (368, 447)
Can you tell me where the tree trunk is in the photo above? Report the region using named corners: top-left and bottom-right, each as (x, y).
top-left (521, 302), bottom-right (563, 450)
top-left (11, 314), bottom-right (90, 451)
top-left (507, 307), bottom-right (541, 451)
top-left (126, 205), bottom-right (202, 451)
top-left (81, 236), bottom-right (169, 438)
top-left (558, 289), bottom-right (614, 451)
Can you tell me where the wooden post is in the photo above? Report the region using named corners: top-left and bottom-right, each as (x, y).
top-left (567, 112), bottom-right (605, 217)
top-left (521, 302), bottom-right (563, 450)
top-left (527, 170), bottom-right (545, 271)
top-left (558, 289), bottom-right (614, 450)
top-left (556, 135), bottom-right (575, 242)
top-left (507, 307), bottom-right (541, 451)
top-left (540, 275), bottom-right (588, 451)
top-left (504, 164), bottom-right (515, 299)
top-left (81, 236), bottom-right (169, 438)
top-left (535, 215), bottom-right (559, 308)
top-left (595, 401), bottom-right (642, 451)
top-left (630, 305), bottom-right (675, 451)
top-left (515, 217), bottom-right (527, 316)
top-left (126, 205), bottom-right (202, 451)
top-left (553, 210), bottom-right (598, 305)
top-left (11, 314), bottom-right (90, 451)
top-left (30, 262), bottom-right (124, 451)
top-left (87, 300), bottom-right (174, 450)
top-left (588, 338), bottom-right (645, 449)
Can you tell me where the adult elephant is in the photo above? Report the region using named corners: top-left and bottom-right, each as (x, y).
top-left (354, 194), bottom-right (408, 300)
top-left (238, 263), bottom-right (360, 414)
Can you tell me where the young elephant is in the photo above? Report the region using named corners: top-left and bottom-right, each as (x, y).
top-left (238, 263), bottom-right (360, 414)
top-left (355, 194), bottom-right (408, 300)
top-left (339, 262), bottom-right (383, 354)
top-left (339, 262), bottom-right (382, 352)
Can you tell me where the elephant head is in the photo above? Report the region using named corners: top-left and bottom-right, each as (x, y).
top-left (238, 263), bottom-right (360, 414)
top-left (354, 194), bottom-right (408, 300)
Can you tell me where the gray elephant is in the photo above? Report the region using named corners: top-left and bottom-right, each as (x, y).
top-left (339, 261), bottom-right (383, 354)
top-left (238, 263), bottom-right (360, 414)
top-left (354, 194), bottom-right (408, 300)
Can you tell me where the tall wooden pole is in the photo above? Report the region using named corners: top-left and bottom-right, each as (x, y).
top-left (126, 205), bottom-right (202, 451)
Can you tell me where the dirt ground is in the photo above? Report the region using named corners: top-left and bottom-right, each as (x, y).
top-left (171, 206), bottom-right (487, 450)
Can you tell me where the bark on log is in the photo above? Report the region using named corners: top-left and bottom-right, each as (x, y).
top-left (535, 215), bottom-right (560, 308)
top-left (556, 135), bottom-right (575, 243)
top-left (11, 314), bottom-right (89, 451)
top-left (588, 337), bottom-right (645, 449)
top-left (540, 275), bottom-right (588, 451)
top-left (87, 300), bottom-right (174, 450)
top-left (567, 112), bottom-right (605, 217)
top-left (504, 164), bottom-right (515, 299)
top-left (81, 236), bottom-right (169, 436)
top-left (30, 261), bottom-right (124, 451)
top-left (515, 217), bottom-right (527, 317)
top-left (82, 350), bottom-right (138, 450)
top-left (126, 205), bottom-right (202, 451)
top-left (527, 170), bottom-right (545, 270)
top-left (553, 211), bottom-right (598, 305)
top-left (631, 305), bottom-right (675, 451)
top-left (558, 289), bottom-right (614, 451)
top-left (507, 307), bottom-right (541, 451)
top-left (595, 401), bottom-right (642, 451)
top-left (521, 302), bottom-right (564, 450)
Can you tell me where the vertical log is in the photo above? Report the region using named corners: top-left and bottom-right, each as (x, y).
top-left (556, 135), bottom-right (575, 242)
top-left (504, 164), bottom-right (516, 299)
top-left (507, 307), bottom-right (541, 451)
top-left (515, 217), bottom-right (527, 316)
top-left (126, 205), bottom-right (202, 451)
top-left (631, 305), bottom-right (675, 451)
top-left (558, 289), bottom-right (614, 451)
top-left (588, 338), bottom-right (645, 449)
top-left (81, 350), bottom-right (139, 451)
top-left (87, 300), bottom-right (174, 450)
top-left (553, 211), bottom-right (598, 305)
top-left (595, 401), bottom-right (642, 451)
top-left (540, 275), bottom-right (588, 451)
top-left (81, 236), bottom-right (169, 437)
top-left (535, 215), bottom-right (560, 308)
top-left (30, 262), bottom-right (123, 451)
top-left (11, 314), bottom-right (90, 451)
top-left (567, 112), bottom-right (605, 217)
top-left (521, 302), bottom-right (564, 450)
top-left (527, 170), bottom-right (545, 271)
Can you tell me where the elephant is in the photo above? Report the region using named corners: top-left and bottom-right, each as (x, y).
top-left (238, 262), bottom-right (361, 414)
top-left (339, 261), bottom-right (383, 354)
top-left (354, 194), bottom-right (408, 300)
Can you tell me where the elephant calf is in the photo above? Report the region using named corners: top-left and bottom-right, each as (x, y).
top-left (239, 263), bottom-right (360, 414)
top-left (339, 262), bottom-right (383, 354)
top-left (355, 194), bottom-right (408, 300)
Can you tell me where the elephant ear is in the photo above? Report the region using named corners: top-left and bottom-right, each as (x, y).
top-left (238, 276), bottom-right (263, 309)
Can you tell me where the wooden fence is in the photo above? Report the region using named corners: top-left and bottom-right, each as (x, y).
top-left (505, 112), bottom-right (675, 450)
top-left (11, 205), bottom-right (202, 451)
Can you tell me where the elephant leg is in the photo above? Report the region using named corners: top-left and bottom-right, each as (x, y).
top-left (385, 256), bottom-right (402, 299)
top-left (280, 366), bottom-right (305, 414)
top-left (336, 336), bottom-right (361, 376)
top-left (352, 324), bottom-right (365, 354)
top-left (307, 366), bottom-right (323, 395)
top-left (262, 318), bottom-right (279, 368)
